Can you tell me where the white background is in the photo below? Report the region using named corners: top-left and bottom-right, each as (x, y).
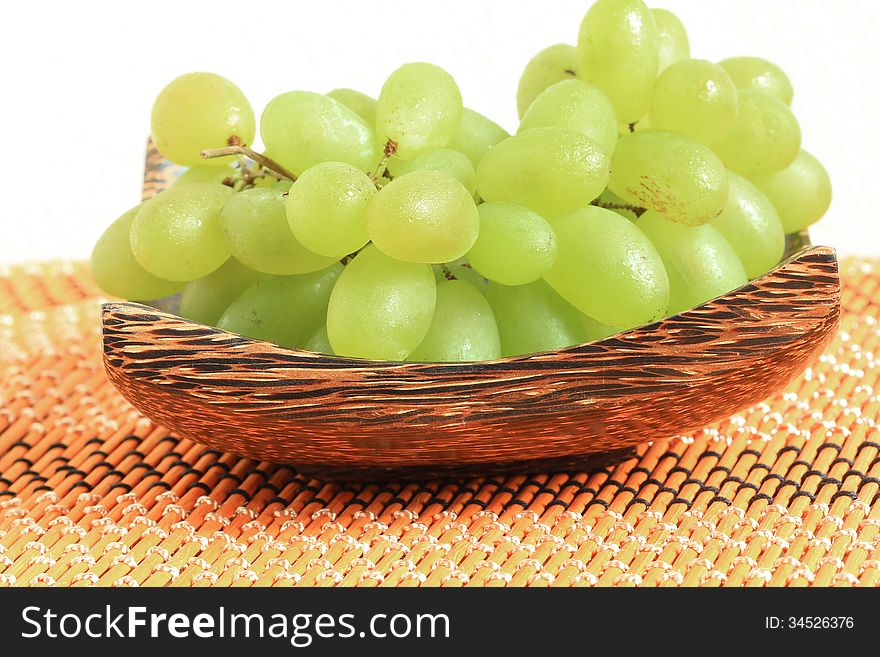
top-left (2, 0), bottom-right (877, 264)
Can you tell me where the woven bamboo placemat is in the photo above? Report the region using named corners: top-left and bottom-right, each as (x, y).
top-left (0, 259), bottom-right (877, 587)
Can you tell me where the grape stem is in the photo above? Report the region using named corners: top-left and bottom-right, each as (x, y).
top-left (201, 143), bottom-right (297, 182)
top-left (592, 199), bottom-right (647, 217)
top-left (439, 263), bottom-right (456, 281)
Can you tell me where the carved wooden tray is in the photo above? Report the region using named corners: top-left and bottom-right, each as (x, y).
top-left (101, 145), bottom-right (840, 480)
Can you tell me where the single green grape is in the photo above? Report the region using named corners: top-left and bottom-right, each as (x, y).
top-left (650, 59), bottom-right (738, 145)
top-left (609, 130), bottom-right (729, 226)
top-left (408, 280), bottom-right (501, 362)
top-left (326, 88), bottom-right (378, 125)
top-left (173, 165), bottom-right (234, 188)
top-left (581, 312), bottom-right (621, 342)
top-left (376, 62), bottom-right (463, 159)
top-left (750, 150), bottom-right (832, 233)
top-left (486, 279), bottom-right (587, 357)
top-left (476, 127), bottom-right (609, 218)
top-left (712, 89), bottom-right (801, 175)
top-left (219, 188), bottom-right (337, 275)
top-left (711, 171), bottom-right (785, 278)
top-left (516, 44), bottom-right (580, 119)
top-left (261, 91), bottom-right (379, 175)
top-left (397, 149), bottom-right (477, 198)
top-left (518, 79), bottom-right (618, 156)
top-left (543, 206), bottom-right (669, 327)
top-left (577, 0), bottom-right (659, 124)
top-left (326, 245), bottom-right (436, 360)
top-left (217, 265), bottom-right (342, 349)
top-left (449, 108), bottom-right (509, 167)
top-left (653, 8), bottom-right (689, 72)
top-left (130, 183), bottom-right (233, 281)
top-left (91, 205), bottom-right (184, 301)
top-left (366, 170), bottom-right (479, 263)
top-left (719, 56), bottom-right (794, 105)
top-left (467, 202), bottom-right (557, 286)
top-left (286, 162), bottom-right (375, 258)
top-left (178, 258), bottom-right (265, 326)
top-left (304, 324), bottom-right (334, 355)
top-left (637, 210), bottom-right (747, 315)
top-left (150, 72), bottom-right (255, 167)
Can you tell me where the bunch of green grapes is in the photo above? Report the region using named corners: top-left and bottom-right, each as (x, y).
top-left (92, 0), bottom-right (831, 363)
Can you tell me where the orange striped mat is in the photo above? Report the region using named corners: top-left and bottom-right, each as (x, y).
top-left (0, 259), bottom-right (877, 587)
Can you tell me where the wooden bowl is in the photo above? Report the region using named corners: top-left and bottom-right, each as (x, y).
top-left (100, 144), bottom-right (841, 480)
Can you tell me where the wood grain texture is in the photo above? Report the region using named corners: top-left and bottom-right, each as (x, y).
top-left (101, 245), bottom-right (839, 479)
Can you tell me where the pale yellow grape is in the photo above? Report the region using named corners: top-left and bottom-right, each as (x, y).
top-left (130, 184), bottom-right (234, 282)
top-left (653, 8), bottom-right (689, 72)
top-left (408, 280), bottom-right (501, 362)
top-left (151, 72), bottom-right (255, 167)
top-left (711, 172), bottom-right (785, 278)
top-left (712, 89), bottom-right (801, 175)
top-left (609, 131), bottom-right (729, 226)
top-left (449, 108), bottom-right (510, 167)
top-left (467, 202), bottom-right (557, 286)
top-left (518, 79), bottom-right (618, 156)
top-left (650, 59), bottom-right (738, 145)
top-left (91, 205), bottom-right (184, 301)
top-left (516, 44), bottom-right (580, 119)
top-left (219, 188), bottom-right (337, 275)
top-left (366, 170), bottom-right (479, 264)
top-left (178, 258), bottom-right (265, 326)
top-left (476, 127), bottom-right (609, 218)
top-left (397, 149), bottom-right (477, 198)
top-left (326, 245), bottom-right (436, 360)
top-left (326, 88), bottom-right (378, 125)
top-left (577, 0), bottom-right (659, 124)
top-left (637, 211), bottom-right (747, 315)
top-left (173, 165), bottom-right (234, 188)
top-left (376, 62), bottom-right (463, 159)
top-left (286, 162), bottom-right (375, 258)
top-left (750, 150), bottom-right (832, 233)
top-left (544, 206), bottom-right (669, 327)
top-left (486, 280), bottom-right (587, 357)
top-left (260, 91), bottom-right (379, 175)
top-left (719, 56), bottom-right (794, 105)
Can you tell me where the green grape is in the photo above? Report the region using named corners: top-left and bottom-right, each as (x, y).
top-left (150, 73), bottom-right (255, 167)
top-left (750, 150), bottom-right (832, 234)
top-left (543, 206), bottom-right (669, 327)
top-left (476, 127), bottom-right (609, 218)
top-left (304, 325), bottom-right (334, 355)
top-left (91, 205), bottom-right (184, 301)
top-left (449, 108), bottom-right (510, 167)
top-left (326, 88), bottom-right (378, 125)
top-left (286, 162), bottom-right (375, 258)
top-left (130, 183), bottom-right (233, 281)
top-left (637, 210), bottom-right (747, 315)
top-left (217, 265), bottom-right (342, 348)
top-left (326, 245), bottom-right (436, 360)
top-left (467, 202), bottom-right (557, 286)
top-left (609, 130), bottom-right (729, 226)
top-left (577, 0), bottom-right (659, 124)
top-left (711, 171), bottom-right (785, 278)
top-left (273, 179), bottom-right (294, 192)
top-left (712, 89), bottom-right (801, 175)
top-left (397, 149), bottom-right (477, 198)
top-left (486, 280), bottom-right (587, 357)
top-left (178, 258), bottom-right (265, 326)
top-left (366, 170), bottom-right (479, 263)
top-left (260, 91), bottom-right (379, 175)
top-left (518, 79), bottom-right (618, 156)
top-left (219, 188), bottom-right (337, 275)
top-left (653, 8), bottom-right (689, 72)
top-left (376, 62), bottom-right (463, 159)
top-left (650, 59), bottom-right (738, 145)
top-left (408, 280), bottom-right (500, 362)
top-left (434, 263), bottom-right (488, 291)
top-left (719, 56), bottom-right (793, 105)
top-left (581, 313), bottom-right (621, 342)
top-left (173, 165), bottom-right (234, 188)
top-left (516, 44), bottom-right (580, 119)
